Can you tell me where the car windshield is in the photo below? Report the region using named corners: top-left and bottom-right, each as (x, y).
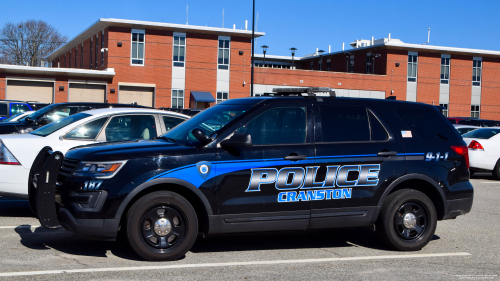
top-left (161, 104), bottom-right (251, 146)
top-left (462, 128), bottom-right (500, 139)
top-left (30, 113), bottom-right (91, 137)
top-left (1, 112), bottom-right (29, 122)
top-left (22, 103), bottom-right (60, 122)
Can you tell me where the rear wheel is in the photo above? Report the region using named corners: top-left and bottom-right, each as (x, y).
top-left (376, 189), bottom-right (437, 251)
top-left (492, 160), bottom-right (500, 180)
top-left (126, 191), bottom-right (198, 261)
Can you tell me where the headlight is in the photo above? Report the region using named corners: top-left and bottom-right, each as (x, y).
top-left (73, 160), bottom-right (127, 179)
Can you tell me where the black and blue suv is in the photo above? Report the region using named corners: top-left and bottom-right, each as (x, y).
top-left (30, 88), bottom-right (473, 261)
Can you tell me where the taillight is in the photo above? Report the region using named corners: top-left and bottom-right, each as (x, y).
top-left (451, 145), bottom-right (469, 169)
top-left (0, 141), bottom-right (20, 165)
top-left (468, 140), bottom-right (484, 150)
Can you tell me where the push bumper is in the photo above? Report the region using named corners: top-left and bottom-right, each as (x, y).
top-left (58, 208), bottom-right (119, 238)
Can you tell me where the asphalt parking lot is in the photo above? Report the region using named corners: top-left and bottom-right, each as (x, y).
top-left (0, 174), bottom-right (497, 280)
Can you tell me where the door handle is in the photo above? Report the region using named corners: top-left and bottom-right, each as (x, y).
top-left (284, 155), bottom-right (307, 161)
top-left (377, 151), bottom-right (398, 157)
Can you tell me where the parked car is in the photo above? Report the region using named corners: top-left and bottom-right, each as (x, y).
top-left (447, 117), bottom-right (474, 124)
top-left (0, 102), bottom-right (148, 135)
top-left (0, 111), bottom-right (34, 122)
top-left (0, 100), bottom-right (33, 121)
top-left (31, 88), bottom-right (472, 261)
top-left (463, 127), bottom-right (500, 178)
top-left (449, 118), bottom-right (500, 127)
top-left (453, 124), bottom-right (480, 135)
top-left (0, 108), bottom-right (188, 198)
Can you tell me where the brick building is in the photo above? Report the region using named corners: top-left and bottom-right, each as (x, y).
top-left (1, 18), bottom-right (500, 119)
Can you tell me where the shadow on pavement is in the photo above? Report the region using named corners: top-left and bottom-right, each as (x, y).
top-left (14, 225), bottom-right (143, 261)
top-left (191, 228), bottom-right (394, 253)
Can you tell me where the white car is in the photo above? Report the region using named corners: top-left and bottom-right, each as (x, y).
top-left (0, 108), bottom-right (188, 198)
top-left (453, 124), bottom-right (480, 135)
top-left (462, 127), bottom-right (500, 178)
top-left (0, 111), bottom-right (34, 122)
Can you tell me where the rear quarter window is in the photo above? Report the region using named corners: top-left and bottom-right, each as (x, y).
top-left (397, 110), bottom-right (459, 140)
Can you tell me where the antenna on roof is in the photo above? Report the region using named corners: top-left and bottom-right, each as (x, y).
top-left (186, 4), bottom-right (188, 25)
top-left (222, 8), bottom-right (224, 28)
top-left (422, 27), bottom-right (430, 45)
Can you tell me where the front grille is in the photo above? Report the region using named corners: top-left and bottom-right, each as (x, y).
top-left (57, 158), bottom-right (80, 183)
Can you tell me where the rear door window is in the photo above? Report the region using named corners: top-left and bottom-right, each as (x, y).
top-left (397, 110), bottom-right (459, 140)
top-left (318, 107), bottom-right (388, 142)
top-left (0, 104), bottom-right (7, 116)
top-left (105, 115), bottom-right (157, 141)
top-left (162, 116), bottom-right (186, 131)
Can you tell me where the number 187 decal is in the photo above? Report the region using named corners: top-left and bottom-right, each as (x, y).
top-left (426, 152), bottom-right (449, 161)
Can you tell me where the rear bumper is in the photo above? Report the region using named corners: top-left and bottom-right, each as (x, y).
top-left (468, 150), bottom-right (497, 171)
top-left (442, 197), bottom-right (474, 220)
top-left (59, 208), bottom-right (119, 238)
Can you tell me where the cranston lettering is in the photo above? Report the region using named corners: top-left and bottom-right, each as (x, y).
top-left (246, 164), bottom-right (380, 192)
top-left (278, 188), bottom-right (352, 203)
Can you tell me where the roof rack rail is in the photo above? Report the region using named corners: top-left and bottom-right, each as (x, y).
top-left (262, 87), bottom-right (336, 97)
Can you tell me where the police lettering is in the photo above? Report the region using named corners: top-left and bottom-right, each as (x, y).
top-left (246, 164), bottom-right (380, 192)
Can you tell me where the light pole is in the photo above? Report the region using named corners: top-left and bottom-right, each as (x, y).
top-left (261, 45), bottom-right (269, 66)
top-left (250, 0), bottom-right (255, 97)
top-left (318, 49), bottom-right (325, 70)
top-left (290, 47), bottom-right (297, 69)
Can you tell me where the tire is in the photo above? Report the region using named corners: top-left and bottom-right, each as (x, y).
top-left (376, 189), bottom-right (437, 251)
top-left (492, 160), bottom-right (500, 180)
top-left (126, 191), bottom-right (198, 261)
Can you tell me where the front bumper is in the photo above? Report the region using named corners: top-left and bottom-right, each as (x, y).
top-left (59, 208), bottom-right (119, 238)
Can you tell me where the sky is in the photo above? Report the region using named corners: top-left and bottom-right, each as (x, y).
top-left (1, 0), bottom-right (499, 57)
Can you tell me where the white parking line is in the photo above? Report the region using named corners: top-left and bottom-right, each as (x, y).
top-left (0, 252), bottom-right (471, 277)
top-left (480, 181), bottom-right (500, 184)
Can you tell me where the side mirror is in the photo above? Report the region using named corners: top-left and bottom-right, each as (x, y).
top-left (220, 133), bottom-right (252, 150)
top-left (191, 128), bottom-right (207, 142)
top-left (37, 117), bottom-right (50, 126)
top-left (25, 117), bottom-right (33, 123)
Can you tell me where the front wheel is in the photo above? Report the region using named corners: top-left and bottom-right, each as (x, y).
top-left (376, 189), bottom-right (437, 251)
top-left (126, 191), bottom-right (198, 261)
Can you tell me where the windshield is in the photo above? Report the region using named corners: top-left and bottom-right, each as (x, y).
top-left (2, 112), bottom-right (29, 122)
top-left (22, 104), bottom-right (59, 121)
top-left (162, 104), bottom-right (251, 146)
top-left (30, 113), bottom-right (91, 137)
top-left (462, 128), bottom-right (500, 139)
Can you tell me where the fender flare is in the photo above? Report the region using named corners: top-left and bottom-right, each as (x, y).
top-left (114, 178), bottom-right (213, 220)
top-left (373, 174), bottom-right (446, 219)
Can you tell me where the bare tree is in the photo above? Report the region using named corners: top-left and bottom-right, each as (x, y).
top-left (0, 20), bottom-right (68, 66)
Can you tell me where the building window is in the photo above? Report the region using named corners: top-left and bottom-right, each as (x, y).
top-left (366, 53), bottom-right (372, 74)
top-left (173, 34), bottom-right (186, 67)
top-left (131, 30), bottom-right (145, 65)
top-left (318, 60), bottom-right (322, 70)
top-left (80, 44), bottom-right (83, 69)
top-left (95, 34), bottom-right (99, 68)
top-left (90, 38), bottom-right (93, 69)
top-left (309, 62), bottom-right (313, 70)
top-left (217, 92), bottom-right (228, 103)
top-left (473, 58), bottom-right (482, 86)
top-left (171, 90), bottom-right (184, 108)
top-left (408, 53), bottom-right (418, 82)
top-left (326, 59), bottom-right (331, 71)
top-left (441, 56), bottom-right (450, 84)
top-left (349, 55), bottom-right (354, 73)
top-left (440, 103), bottom-right (448, 117)
top-left (471, 105), bottom-right (480, 118)
top-left (101, 30), bottom-right (105, 66)
top-left (218, 38), bottom-right (230, 70)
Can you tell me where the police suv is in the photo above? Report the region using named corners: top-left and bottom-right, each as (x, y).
top-left (30, 88), bottom-right (473, 261)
